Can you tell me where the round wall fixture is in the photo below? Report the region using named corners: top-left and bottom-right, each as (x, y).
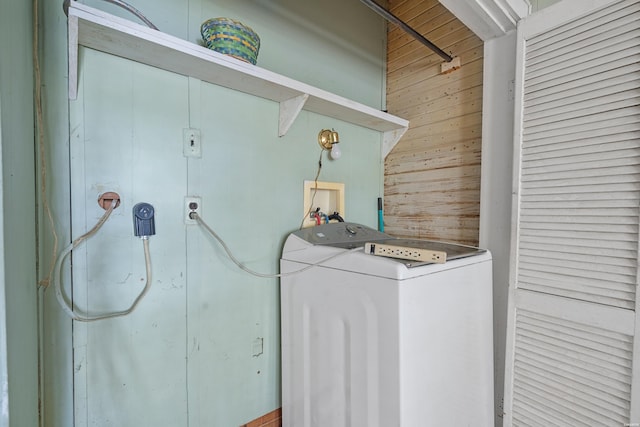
top-left (98, 192), bottom-right (121, 210)
top-left (318, 129), bottom-right (339, 150)
top-left (318, 129), bottom-right (342, 159)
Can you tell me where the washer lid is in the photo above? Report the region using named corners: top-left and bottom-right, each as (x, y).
top-left (289, 222), bottom-right (394, 249)
top-left (282, 223), bottom-right (491, 278)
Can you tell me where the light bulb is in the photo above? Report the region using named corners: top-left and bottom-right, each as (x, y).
top-left (330, 143), bottom-right (342, 159)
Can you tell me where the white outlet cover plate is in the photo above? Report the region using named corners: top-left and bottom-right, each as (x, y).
top-left (185, 196), bottom-right (202, 224)
top-left (183, 128), bottom-right (202, 158)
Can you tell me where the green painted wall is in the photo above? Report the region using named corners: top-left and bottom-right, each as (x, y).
top-left (84, 0), bottom-right (387, 108)
top-left (42, 0), bottom-right (388, 425)
top-left (0, 1), bottom-right (39, 426)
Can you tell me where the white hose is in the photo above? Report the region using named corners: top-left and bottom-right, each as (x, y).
top-left (52, 200), bottom-right (152, 322)
top-left (192, 212), bottom-right (361, 278)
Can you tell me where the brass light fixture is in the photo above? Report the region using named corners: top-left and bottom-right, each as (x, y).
top-left (318, 129), bottom-right (341, 159)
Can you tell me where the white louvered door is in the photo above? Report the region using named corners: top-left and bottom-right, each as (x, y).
top-left (503, 0), bottom-right (640, 425)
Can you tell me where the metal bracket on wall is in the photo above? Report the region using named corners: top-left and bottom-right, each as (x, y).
top-left (360, 0), bottom-right (454, 63)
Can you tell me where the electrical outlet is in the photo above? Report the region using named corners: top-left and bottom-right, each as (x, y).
top-left (185, 196), bottom-right (201, 225)
top-left (364, 242), bottom-right (446, 263)
top-left (183, 128), bottom-right (201, 158)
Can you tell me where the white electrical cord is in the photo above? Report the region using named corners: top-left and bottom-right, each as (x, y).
top-left (63, 0), bottom-right (158, 30)
top-left (191, 212), bottom-right (362, 278)
top-left (52, 200), bottom-right (153, 322)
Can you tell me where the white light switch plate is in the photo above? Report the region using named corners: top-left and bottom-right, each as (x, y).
top-left (183, 128), bottom-right (201, 158)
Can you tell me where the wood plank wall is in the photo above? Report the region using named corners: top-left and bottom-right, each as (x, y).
top-left (384, 0), bottom-right (484, 246)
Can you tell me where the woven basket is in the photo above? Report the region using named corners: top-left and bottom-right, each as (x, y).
top-left (200, 17), bottom-right (261, 65)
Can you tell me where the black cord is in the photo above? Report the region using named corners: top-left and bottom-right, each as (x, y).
top-left (299, 149), bottom-right (324, 229)
top-left (328, 212), bottom-right (344, 222)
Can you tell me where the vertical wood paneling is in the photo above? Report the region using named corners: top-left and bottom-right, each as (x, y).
top-left (384, 0), bottom-right (483, 245)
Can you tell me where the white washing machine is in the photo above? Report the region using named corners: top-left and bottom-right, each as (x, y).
top-left (280, 222), bottom-right (494, 427)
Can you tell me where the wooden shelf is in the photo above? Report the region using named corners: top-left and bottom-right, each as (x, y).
top-left (67, 1), bottom-right (408, 155)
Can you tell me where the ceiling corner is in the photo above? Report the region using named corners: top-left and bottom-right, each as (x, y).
top-left (438, 0), bottom-right (531, 41)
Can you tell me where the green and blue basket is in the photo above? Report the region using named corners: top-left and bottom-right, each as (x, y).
top-left (200, 17), bottom-right (261, 65)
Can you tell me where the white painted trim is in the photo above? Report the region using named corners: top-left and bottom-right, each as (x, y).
top-left (501, 18), bottom-right (527, 426)
top-left (479, 29), bottom-right (518, 426)
top-left (0, 91), bottom-right (9, 427)
top-left (68, 15), bottom-right (78, 100)
top-left (632, 199), bottom-right (640, 423)
top-left (439, 0), bottom-right (530, 41)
